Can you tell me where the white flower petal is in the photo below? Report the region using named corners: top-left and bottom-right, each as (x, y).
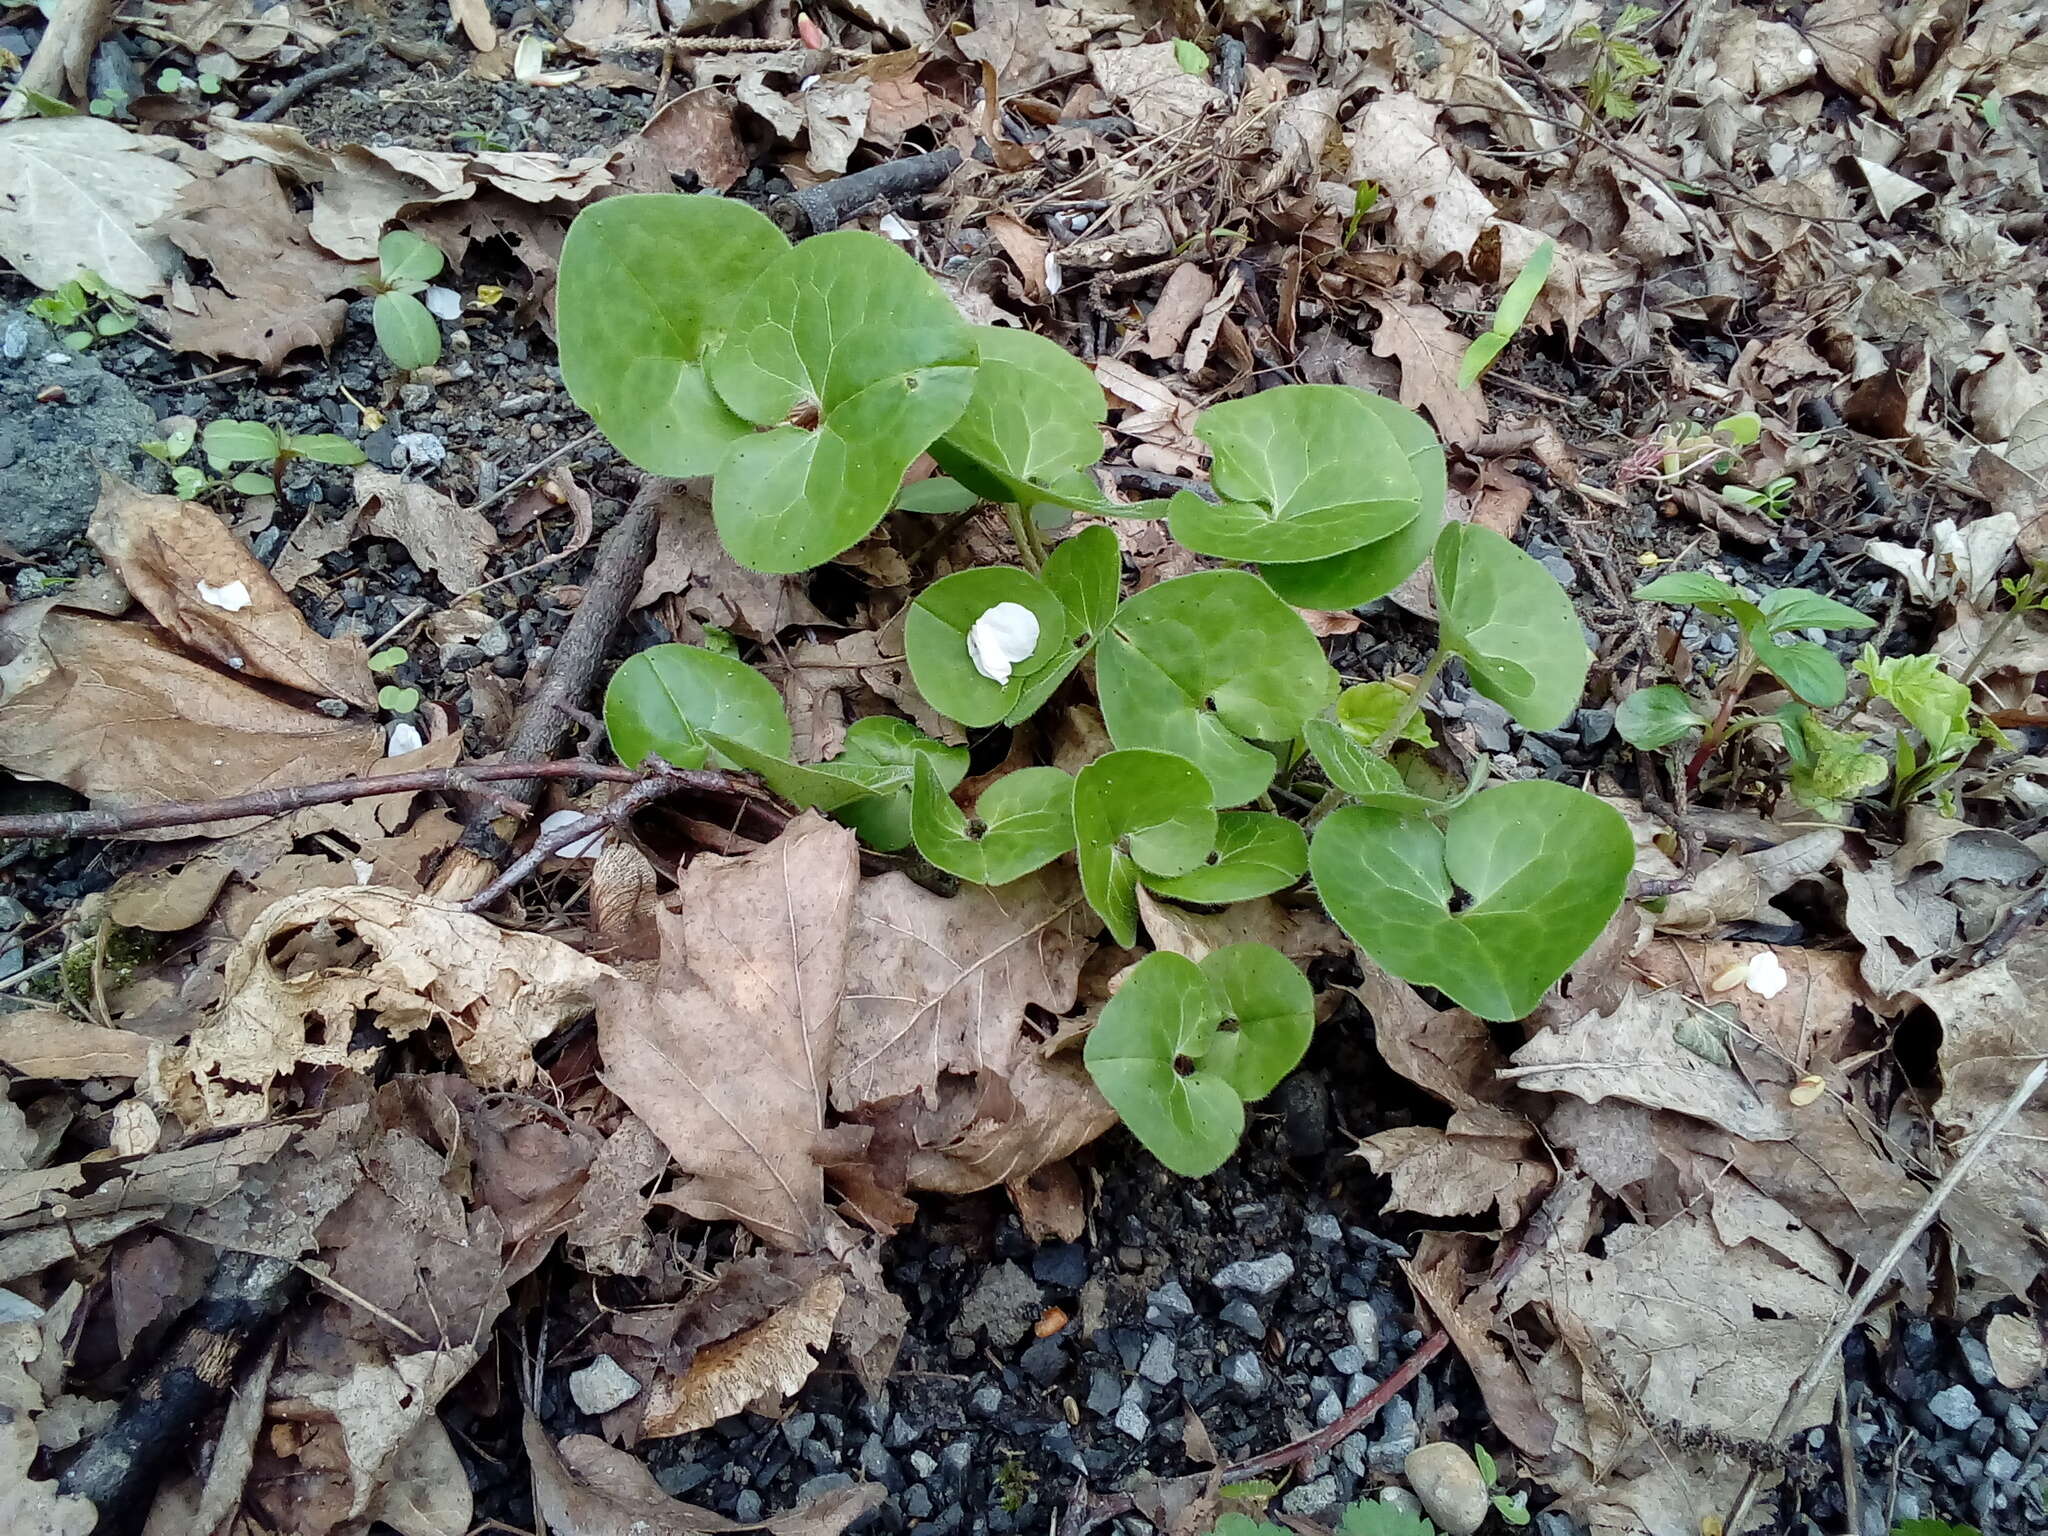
top-left (385, 721), bottom-right (425, 757)
top-left (1744, 950), bottom-right (1789, 999)
top-left (196, 578), bottom-right (252, 612)
top-left (540, 807), bottom-right (607, 860)
top-left (966, 601), bottom-right (1040, 685)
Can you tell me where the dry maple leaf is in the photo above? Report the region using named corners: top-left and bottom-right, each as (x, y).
top-left (596, 815), bottom-right (857, 1251)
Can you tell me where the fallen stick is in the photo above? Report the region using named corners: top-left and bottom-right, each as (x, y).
top-left (1722, 1056), bottom-right (2048, 1534)
top-left (242, 42), bottom-right (372, 123)
top-left (58, 1251), bottom-right (303, 1534)
top-left (771, 148), bottom-right (962, 235)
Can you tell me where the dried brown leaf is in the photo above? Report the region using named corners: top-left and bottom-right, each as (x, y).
top-left (635, 485), bottom-right (826, 639)
top-left (1366, 299), bottom-right (1487, 447)
top-left (1090, 44), bottom-right (1223, 135)
top-left (0, 1414), bottom-right (96, 1536)
top-left (612, 88), bottom-right (749, 193)
top-left (1347, 93), bottom-right (1494, 266)
top-left (642, 1274), bottom-right (843, 1436)
top-left (0, 1010), bottom-right (155, 1079)
top-left (906, 1050), bottom-right (1116, 1195)
top-left (355, 466), bottom-right (499, 594)
top-left (89, 475), bottom-right (375, 707)
top-left (1358, 1106), bottom-right (1552, 1227)
top-left (596, 815), bottom-right (856, 1250)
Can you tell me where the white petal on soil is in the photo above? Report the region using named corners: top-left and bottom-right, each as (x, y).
top-left (385, 721), bottom-right (425, 757)
top-left (1745, 950), bottom-right (1789, 998)
top-left (966, 601), bottom-right (1040, 685)
top-left (196, 579), bottom-right (252, 611)
top-left (423, 285), bottom-right (463, 320)
top-left (540, 808), bottom-right (607, 860)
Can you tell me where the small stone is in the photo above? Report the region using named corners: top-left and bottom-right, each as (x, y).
top-left (1212, 1253), bottom-right (1294, 1297)
top-left (394, 431), bottom-right (446, 470)
top-left (734, 1491), bottom-right (764, 1524)
top-left (905, 1486), bottom-right (935, 1520)
top-left (1138, 1333), bottom-right (1178, 1386)
top-left (1313, 1389), bottom-right (1343, 1426)
top-left (1347, 1300), bottom-right (1380, 1361)
top-left (1959, 1334), bottom-right (1997, 1387)
top-left (955, 1262), bottom-right (1042, 1347)
top-left (1987, 1448), bottom-right (2021, 1483)
top-left (1033, 1243), bottom-right (1089, 1290)
top-left (781, 1412), bottom-right (816, 1450)
top-left (1020, 1335), bottom-right (1067, 1385)
top-left (1369, 1397), bottom-right (1419, 1475)
top-left (858, 1434), bottom-right (896, 1483)
top-left (1379, 1488), bottom-right (1425, 1518)
top-left (568, 1354), bottom-right (641, 1416)
top-left (314, 697), bottom-right (351, 718)
top-left (1404, 1443), bottom-right (1491, 1536)
top-left (971, 1385), bottom-right (1004, 1417)
top-left (1146, 1279), bottom-right (1196, 1323)
top-left (1219, 1299), bottom-right (1263, 1338)
top-left (1281, 1476), bottom-right (1340, 1517)
top-left (1929, 1384), bottom-right (1981, 1430)
top-left (1305, 1211), bottom-right (1343, 1242)
top-left (1339, 1434), bottom-right (1370, 1478)
top-left (941, 1441), bottom-right (974, 1473)
top-left (1221, 1352), bottom-right (1266, 1398)
top-left (1113, 1395), bottom-right (1151, 1442)
top-left (1329, 1345), bottom-right (1365, 1375)
top-left (1087, 1370), bottom-right (1123, 1417)
top-left (796, 1474), bottom-right (855, 1503)
top-left (910, 1450), bottom-right (938, 1478)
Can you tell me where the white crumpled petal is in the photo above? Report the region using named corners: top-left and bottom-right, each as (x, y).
top-left (966, 601), bottom-right (1040, 685)
top-left (196, 579), bottom-right (252, 611)
top-left (384, 721), bottom-right (425, 757)
top-left (539, 808), bottom-right (607, 860)
top-left (1744, 950), bottom-right (1789, 998)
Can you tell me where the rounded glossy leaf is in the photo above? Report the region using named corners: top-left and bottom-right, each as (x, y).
top-left (378, 229), bottom-right (444, 285)
top-left (201, 418), bottom-right (281, 468)
top-left (1753, 633), bottom-right (1848, 707)
top-left (1614, 684), bottom-right (1706, 749)
top-left (604, 644), bottom-right (791, 771)
top-left (1302, 716), bottom-right (1453, 813)
top-left (929, 326), bottom-right (1110, 512)
top-left (1260, 392), bottom-right (1446, 609)
top-left (373, 290), bottom-right (441, 369)
top-left (833, 716), bottom-right (969, 851)
top-left (707, 230), bottom-right (978, 572)
top-left (1002, 525), bottom-right (1124, 725)
top-left (704, 731), bottom-right (909, 814)
top-left (1310, 780), bottom-right (1632, 1021)
top-left (1072, 749), bottom-right (1217, 947)
top-left (910, 759), bottom-right (1075, 884)
top-left (1165, 386), bottom-right (1419, 562)
top-left (1082, 942), bottom-right (1312, 1177)
top-left (895, 476), bottom-right (980, 515)
top-left (1435, 522), bottom-right (1590, 732)
top-left (557, 195), bottom-right (789, 476)
top-left (1099, 570), bottom-right (1338, 806)
top-left (1142, 812), bottom-right (1307, 903)
top-left (907, 567), bottom-right (1071, 728)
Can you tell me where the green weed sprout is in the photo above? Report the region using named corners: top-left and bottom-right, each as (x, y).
top-left (199, 418), bottom-right (366, 496)
top-left (28, 270), bottom-right (139, 351)
top-left (368, 230), bottom-right (446, 370)
top-left (1458, 240), bottom-right (1554, 388)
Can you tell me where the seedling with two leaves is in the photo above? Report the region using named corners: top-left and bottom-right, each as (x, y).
top-left (198, 418), bottom-right (367, 496)
top-left (368, 230), bottom-right (447, 370)
top-left (28, 270), bottom-right (139, 351)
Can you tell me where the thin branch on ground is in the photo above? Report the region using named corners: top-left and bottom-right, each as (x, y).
top-left (459, 769), bottom-right (701, 913)
top-left (1722, 1056), bottom-right (2048, 1534)
top-left (244, 41), bottom-right (372, 123)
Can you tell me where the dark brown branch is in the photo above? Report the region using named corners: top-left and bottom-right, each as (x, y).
top-left (58, 1251), bottom-right (302, 1534)
top-left (0, 761), bottom-right (682, 842)
top-left (771, 148), bottom-right (962, 235)
top-left (243, 42), bottom-right (372, 123)
top-left (460, 768), bottom-right (698, 912)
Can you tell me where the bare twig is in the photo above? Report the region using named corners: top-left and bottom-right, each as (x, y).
top-left (1722, 1056), bottom-right (2048, 1534)
top-left (459, 769), bottom-right (696, 913)
top-left (771, 148), bottom-right (962, 235)
top-left (243, 42), bottom-right (373, 123)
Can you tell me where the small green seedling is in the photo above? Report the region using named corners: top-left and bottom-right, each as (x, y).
top-left (1721, 475), bottom-right (1798, 519)
top-left (1774, 703), bottom-right (1886, 819)
top-left (1854, 647), bottom-right (1983, 811)
top-left (200, 418), bottom-right (367, 495)
top-left (88, 84), bottom-right (131, 118)
top-left (1173, 39), bottom-right (1209, 74)
top-left (1343, 180), bottom-right (1382, 248)
top-left (1457, 239), bottom-right (1554, 388)
top-left (378, 685), bottom-right (422, 713)
top-left (28, 270), bottom-right (139, 351)
top-left (1083, 942), bottom-right (1313, 1177)
top-left (1071, 749), bottom-right (1217, 946)
top-left (1212, 1500), bottom-right (1442, 1536)
top-left (1889, 1521), bottom-right (1981, 1536)
top-left (1473, 1445), bottom-right (1530, 1528)
top-left (139, 420), bottom-right (211, 498)
top-left (369, 230), bottom-right (446, 370)
top-left (1573, 4), bottom-right (1661, 119)
top-left (911, 759), bottom-right (1074, 885)
top-left (156, 67), bottom-right (221, 94)
top-left (368, 647), bottom-right (410, 673)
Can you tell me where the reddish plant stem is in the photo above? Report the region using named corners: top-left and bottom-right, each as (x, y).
top-left (1229, 1331), bottom-right (1450, 1476)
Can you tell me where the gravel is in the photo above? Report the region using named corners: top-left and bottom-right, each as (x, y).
top-left (955, 1261), bottom-right (1042, 1347)
top-left (1928, 1384), bottom-right (1981, 1430)
top-left (1281, 1475), bottom-right (1341, 1517)
top-left (1211, 1253), bottom-right (1294, 1297)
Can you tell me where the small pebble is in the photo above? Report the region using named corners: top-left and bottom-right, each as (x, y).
top-left (1404, 1442), bottom-right (1490, 1535)
top-left (1281, 1476), bottom-right (1340, 1517)
top-left (970, 1385), bottom-right (1003, 1417)
top-left (1138, 1333), bottom-right (1177, 1385)
top-left (1219, 1298), bottom-right (1264, 1338)
top-left (1212, 1253), bottom-right (1294, 1297)
top-left (1305, 1211), bottom-right (1343, 1242)
top-left (567, 1354), bottom-right (641, 1416)
top-left (1221, 1351), bottom-right (1266, 1399)
top-left (734, 1490), bottom-right (763, 1524)
top-left (1347, 1300), bottom-right (1381, 1361)
top-left (1113, 1395), bottom-right (1150, 1442)
top-left (1329, 1345), bottom-right (1366, 1375)
top-left (1146, 1279), bottom-right (1196, 1323)
top-left (1929, 1384), bottom-right (1981, 1430)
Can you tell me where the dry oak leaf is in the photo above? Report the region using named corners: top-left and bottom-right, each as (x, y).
top-left (596, 814), bottom-right (857, 1251)
top-left (635, 484), bottom-right (826, 640)
top-left (527, 1413), bottom-right (883, 1536)
top-left (642, 1273), bottom-right (844, 1437)
top-left (0, 1011), bottom-right (155, 1080)
top-left (1406, 1234), bottom-right (1556, 1457)
top-left (290, 1347), bottom-right (481, 1522)
top-left (611, 88), bottom-right (751, 194)
top-left (1358, 1105), bottom-right (1552, 1228)
top-left (165, 886), bottom-right (614, 1129)
top-left (0, 609), bottom-right (383, 840)
top-left (1090, 43), bottom-right (1223, 134)
top-left (0, 116), bottom-right (193, 297)
top-left (1366, 299), bottom-right (1488, 446)
top-left (0, 1412), bottom-right (95, 1536)
top-left (89, 475), bottom-right (376, 708)
top-left (355, 466), bottom-right (499, 595)
top-left (833, 865), bottom-right (1090, 1113)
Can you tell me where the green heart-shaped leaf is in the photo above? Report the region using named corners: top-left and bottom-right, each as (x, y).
top-left (705, 731), bottom-right (911, 814)
top-left (1259, 392), bottom-right (1447, 609)
top-left (929, 326), bottom-right (1112, 512)
top-left (1310, 779), bottom-right (1632, 1020)
top-left (1435, 522), bottom-right (1590, 732)
top-left (1003, 524), bottom-right (1123, 725)
top-left (1302, 716), bottom-right (1469, 813)
top-left (1165, 386), bottom-right (1420, 562)
top-left (1141, 812), bottom-right (1307, 903)
top-left (378, 229), bottom-right (444, 286)
top-left (910, 759), bottom-right (1075, 883)
top-left (373, 290), bottom-right (441, 369)
top-left (1072, 749), bottom-right (1217, 946)
top-left (557, 195), bottom-right (790, 476)
top-left (1614, 684), bottom-right (1706, 749)
top-left (906, 566), bottom-right (1072, 728)
top-left (605, 644), bottom-right (792, 771)
top-left (831, 716), bottom-right (969, 851)
top-left (1752, 630), bottom-right (1848, 706)
top-left (707, 230), bottom-right (978, 572)
top-left (1082, 942), bottom-right (1313, 1176)
top-left (1098, 570), bottom-right (1338, 806)
top-left (1335, 680), bottom-right (1433, 748)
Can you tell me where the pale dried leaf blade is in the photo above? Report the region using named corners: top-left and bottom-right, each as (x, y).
top-left (0, 1010), bottom-right (154, 1079)
top-left (1, 1414), bottom-right (96, 1536)
top-left (355, 466), bottom-right (500, 595)
top-left (0, 117), bottom-right (193, 295)
top-left (596, 815), bottom-right (857, 1250)
top-left (642, 1274), bottom-right (843, 1436)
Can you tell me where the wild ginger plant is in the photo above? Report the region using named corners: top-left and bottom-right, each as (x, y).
top-left (559, 192), bottom-right (1631, 1174)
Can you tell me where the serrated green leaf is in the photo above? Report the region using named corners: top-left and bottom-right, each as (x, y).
top-left (929, 326), bottom-right (1111, 513)
top-left (1083, 943), bottom-right (1311, 1176)
top-left (1099, 570), bottom-right (1337, 806)
top-left (557, 195), bottom-right (789, 477)
top-left (1261, 392), bottom-right (1447, 610)
top-left (1311, 780), bottom-right (1633, 1020)
top-left (1435, 522), bottom-right (1590, 731)
top-left (604, 643), bottom-right (791, 771)
top-left (1337, 1493), bottom-right (1440, 1536)
top-left (911, 759), bottom-right (1075, 883)
top-left (201, 418), bottom-right (282, 468)
top-left (1072, 749), bottom-right (1216, 946)
top-left (830, 715), bottom-right (968, 851)
top-left (378, 229), bottom-right (445, 286)
top-left (1141, 812), bottom-right (1306, 903)
top-left (707, 230), bottom-right (978, 572)
top-left (373, 289), bottom-right (441, 370)
top-left (1857, 647), bottom-right (1971, 760)
top-left (1336, 680), bottom-right (1434, 748)
top-left (1614, 684), bottom-right (1706, 749)
top-left (286, 432), bottom-right (368, 466)
top-left (907, 566), bottom-right (1071, 728)
top-left (1165, 386), bottom-right (1420, 562)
